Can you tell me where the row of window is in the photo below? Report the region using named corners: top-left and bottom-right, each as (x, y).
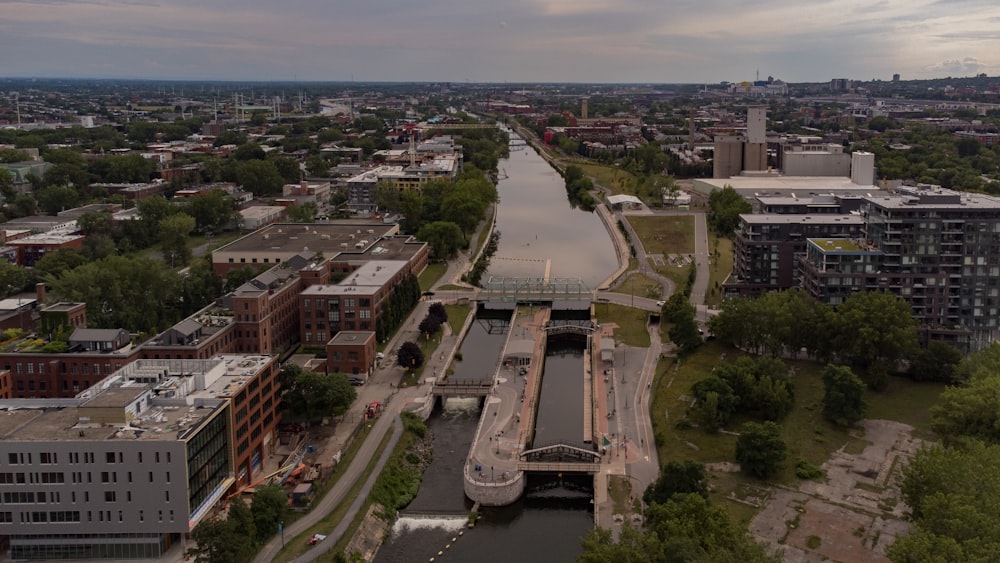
top-left (7, 451), bottom-right (170, 467)
top-left (0, 472), bottom-right (63, 484)
top-left (1, 509), bottom-right (176, 525)
top-left (0, 511), bottom-right (79, 523)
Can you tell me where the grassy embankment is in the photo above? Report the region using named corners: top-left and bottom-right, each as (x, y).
top-left (398, 304), bottom-right (470, 388)
top-left (628, 215), bottom-right (695, 292)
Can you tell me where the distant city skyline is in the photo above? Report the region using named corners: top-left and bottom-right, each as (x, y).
top-left (1, 0), bottom-right (998, 84)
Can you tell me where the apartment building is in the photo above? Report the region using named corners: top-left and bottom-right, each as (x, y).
top-left (798, 186), bottom-right (1000, 350)
top-left (726, 213), bottom-right (865, 298)
top-left (0, 355), bottom-right (279, 560)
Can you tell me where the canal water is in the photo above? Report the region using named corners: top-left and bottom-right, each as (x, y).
top-left (375, 133), bottom-right (617, 563)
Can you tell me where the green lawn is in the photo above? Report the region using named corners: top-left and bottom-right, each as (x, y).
top-left (655, 263), bottom-right (694, 295)
top-left (618, 272), bottom-right (666, 301)
top-left (594, 302), bottom-right (651, 347)
top-left (629, 215), bottom-right (695, 255)
top-left (418, 263), bottom-right (448, 292)
top-left (706, 235), bottom-right (733, 308)
top-left (576, 163), bottom-right (638, 196)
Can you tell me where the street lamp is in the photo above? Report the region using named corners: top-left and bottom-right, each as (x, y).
top-left (279, 521), bottom-right (284, 548)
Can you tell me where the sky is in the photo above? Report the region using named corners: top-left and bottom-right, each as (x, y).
top-left (1, 0), bottom-right (999, 84)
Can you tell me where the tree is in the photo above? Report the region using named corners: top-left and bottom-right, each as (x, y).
top-left (271, 156), bottom-right (301, 184)
top-left (578, 493), bottom-right (778, 562)
top-left (185, 191), bottom-right (235, 235)
top-left (33, 248), bottom-right (88, 279)
top-left (427, 302), bottom-right (448, 325)
top-left (237, 160), bottom-right (285, 196)
top-left (643, 460), bottom-right (709, 506)
top-left (281, 370), bottom-right (356, 422)
top-left (690, 376), bottom-right (738, 431)
top-left (735, 421), bottom-right (787, 479)
top-left (0, 168), bottom-right (14, 201)
top-left (890, 440), bottom-right (1000, 562)
top-left (224, 266), bottom-right (259, 292)
top-left (833, 291), bottom-right (917, 383)
top-left (46, 255), bottom-right (184, 334)
top-left (250, 484), bottom-right (287, 544)
top-left (189, 517), bottom-right (253, 563)
top-left (285, 202), bottom-right (317, 223)
top-left (418, 315), bottom-right (441, 339)
top-left (0, 261), bottom-right (27, 298)
top-left (305, 154), bottom-right (330, 178)
top-left (35, 184), bottom-right (80, 215)
top-left (821, 364), bottom-right (867, 426)
top-left (159, 213), bottom-right (196, 267)
top-left (931, 347), bottom-right (1000, 445)
top-left (708, 185), bottom-right (752, 236)
top-left (233, 143), bottom-right (266, 161)
top-left (910, 341), bottom-right (964, 383)
top-left (396, 341), bottom-right (424, 371)
top-left (667, 309), bottom-right (703, 355)
top-left (227, 495), bottom-right (256, 546)
top-left (417, 221), bottom-right (465, 260)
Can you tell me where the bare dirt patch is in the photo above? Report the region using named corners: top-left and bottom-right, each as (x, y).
top-left (750, 419), bottom-right (923, 562)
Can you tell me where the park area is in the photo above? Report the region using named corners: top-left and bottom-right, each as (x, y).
top-left (649, 340), bottom-right (946, 560)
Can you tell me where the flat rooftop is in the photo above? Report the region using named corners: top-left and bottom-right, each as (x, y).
top-left (215, 222), bottom-right (398, 256)
top-left (697, 176), bottom-right (880, 196)
top-left (329, 331), bottom-right (374, 344)
top-left (302, 260), bottom-right (408, 296)
top-left (809, 238), bottom-right (864, 252)
top-left (0, 355), bottom-right (273, 443)
top-left (740, 214), bottom-right (865, 225)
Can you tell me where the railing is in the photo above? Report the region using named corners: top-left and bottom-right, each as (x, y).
top-left (516, 461), bottom-right (601, 473)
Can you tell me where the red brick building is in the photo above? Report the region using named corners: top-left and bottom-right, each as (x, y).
top-left (326, 331), bottom-right (376, 381)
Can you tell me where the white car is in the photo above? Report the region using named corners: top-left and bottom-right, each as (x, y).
top-left (655, 300), bottom-right (665, 307)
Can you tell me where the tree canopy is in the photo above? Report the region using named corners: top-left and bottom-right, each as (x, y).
top-left (281, 369), bottom-right (356, 422)
top-left (821, 364), bottom-right (867, 427)
top-left (708, 186), bottom-right (751, 236)
top-left (735, 421), bottom-right (787, 479)
top-left (577, 493), bottom-right (777, 563)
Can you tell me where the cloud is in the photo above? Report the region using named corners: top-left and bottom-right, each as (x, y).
top-left (922, 57), bottom-right (988, 75)
top-left (0, 0), bottom-right (998, 82)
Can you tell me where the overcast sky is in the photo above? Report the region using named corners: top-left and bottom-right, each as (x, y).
top-left (2, 0), bottom-right (998, 83)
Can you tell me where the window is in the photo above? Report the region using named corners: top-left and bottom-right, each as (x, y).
top-left (104, 491), bottom-right (116, 502)
top-left (106, 452), bottom-right (116, 463)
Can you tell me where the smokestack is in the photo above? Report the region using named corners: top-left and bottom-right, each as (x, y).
top-left (35, 283), bottom-right (45, 305)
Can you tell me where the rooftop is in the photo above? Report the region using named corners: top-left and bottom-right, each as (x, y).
top-left (215, 222), bottom-right (398, 256)
top-left (809, 238), bottom-right (864, 252)
top-left (0, 355), bottom-right (273, 443)
top-left (302, 260), bottom-right (408, 296)
top-left (697, 175), bottom-right (880, 196)
top-left (740, 214), bottom-right (865, 225)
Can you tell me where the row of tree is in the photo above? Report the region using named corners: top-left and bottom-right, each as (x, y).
top-left (888, 344), bottom-right (1000, 561)
top-left (707, 288), bottom-right (954, 390)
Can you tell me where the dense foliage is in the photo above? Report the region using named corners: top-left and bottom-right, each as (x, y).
top-left (577, 493), bottom-right (777, 563)
top-left (709, 288), bottom-right (919, 387)
top-left (689, 356), bottom-right (794, 431)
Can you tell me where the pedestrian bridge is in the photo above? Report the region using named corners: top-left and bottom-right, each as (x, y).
top-left (481, 277), bottom-right (591, 304)
top-left (542, 321), bottom-right (595, 336)
top-left (432, 379), bottom-right (492, 397)
top-left (517, 444), bottom-right (602, 473)
top-left (520, 443), bottom-right (602, 464)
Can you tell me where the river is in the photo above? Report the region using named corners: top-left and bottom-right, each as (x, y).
top-left (374, 133), bottom-right (618, 563)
